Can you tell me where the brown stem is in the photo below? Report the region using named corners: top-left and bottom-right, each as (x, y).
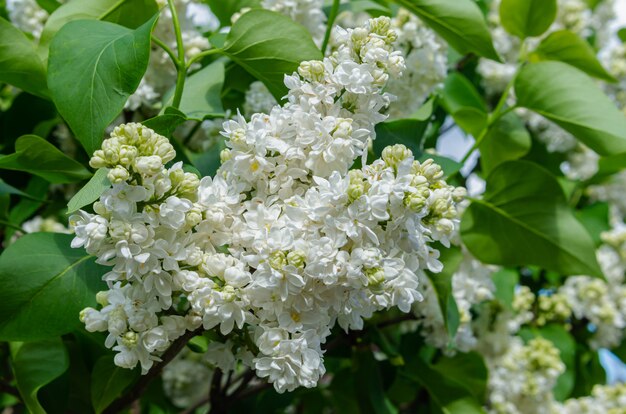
top-left (103, 328), bottom-right (203, 414)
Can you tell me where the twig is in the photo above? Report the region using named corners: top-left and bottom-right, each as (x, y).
top-left (103, 328), bottom-right (202, 414)
top-left (0, 381), bottom-right (20, 399)
top-left (377, 313), bottom-right (417, 329)
top-left (235, 382), bottom-right (272, 400)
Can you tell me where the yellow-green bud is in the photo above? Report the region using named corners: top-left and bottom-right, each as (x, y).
top-left (287, 250), bottom-right (306, 268)
top-left (107, 165), bottom-right (130, 184)
top-left (298, 60), bottom-right (325, 82)
top-left (269, 251), bottom-right (287, 270)
top-left (121, 331), bottom-right (138, 348)
top-left (220, 149), bottom-right (232, 164)
top-left (382, 144), bottom-right (412, 170)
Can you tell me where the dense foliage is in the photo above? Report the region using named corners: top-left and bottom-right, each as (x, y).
top-left (0, 0), bottom-right (626, 413)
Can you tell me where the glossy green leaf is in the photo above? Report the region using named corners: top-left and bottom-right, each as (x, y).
top-left (48, 16), bottom-right (157, 155)
top-left (461, 160), bottom-right (603, 277)
top-left (515, 62), bottom-right (626, 156)
top-left (492, 268), bottom-right (519, 310)
top-left (66, 168), bottom-right (111, 213)
top-left (572, 347), bottom-right (606, 398)
top-left (499, 0), bottom-right (557, 39)
top-left (590, 151), bottom-right (626, 181)
top-left (0, 135), bottom-right (91, 183)
top-left (575, 202), bottom-right (610, 246)
top-left (442, 72), bottom-right (487, 136)
top-left (0, 233), bottom-right (106, 341)
top-left (533, 30), bottom-right (616, 82)
top-left (479, 112), bottom-right (531, 174)
top-left (432, 352), bottom-right (488, 401)
top-left (165, 60), bottom-right (225, 120)
top-left (403, 354), bottom-right (486, 413)
top-left (221, 9), bottom-right (322, 101)
top-left (206, 0), bottom-right (261, 27)
top-left (0, 17), bottom-right (48, 98)
top-left (91, 356), bottom-right (139, 414)
top-left (39, 0), bottom-right (158, 50)
top-left (12, 338), bottom-right (69, 414)
top-left (394, 0), bottom-right (500, 61)
top-left (0, 179), bottom-right (33, 198)
top-left (373, 97), bottom-right (436, 157)
top-left (142, 110), bottom-right (187, 138)
top-left (426, 245), bottom-right (463, 340)
top-left (354, 351), bottom-right (398, 414)
top-left (36, 0), bottom-right (63, 14)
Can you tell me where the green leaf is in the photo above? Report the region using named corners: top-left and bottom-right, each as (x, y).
top-left (353, 350), bottom-right (398, 414)
top-left (461, 160), bottom-right (603, 277)
top-left (532, 30), bottom-right (616, 82)
top-left (431, 352), bottom-right (488, 401)
top-left (394, 0), bottom-right (500, 61)
top-left (618, 27), bottom-right (626, 43)
top-left (0, 17), bottom-right (48, 98)
top-left (519, 324), bottom-right (576, 400)
top-left (221, 9), bottom-right (322, 101)
top-left (571, 347), bottom-right (606, 398)
top-left (373, 119), bottom-right (428, 157)
top-left (426, 245), bottom-right (463, 340)
top-left (0, 135), bottom-right (91, 183)
top-left (39, 0), bottom-right (158, 51)
top-left (91, 356), bottom-right (139, 414)
top-left (492, 268), bottom-right (519, 310)
top-left (515, 62), bottom-right (626, 156)
top-left (402, 354), bottom-right (486, 413)
top-left (441, 72), bottom-right (487, 136)
top-left (12, 338), bottom-right (69, 414)
top-left (499, 0), bottom-right (557, 39)
top-left (479, 112), bottom-right (531, 175)
top-left (590, 151), bottom-right (626, 181)
top-left (142, 112), bottom-right (187, 138)
top-left (0, 179), bottom-right (34, 199)
top-left (575, 202), bottom-right (610, 246)
top-left (373, 97), bottom-right (436, 157)
top-left (0, 233), bottom-right (106, 341)
top-left (165, 60), bottom-right (225, 120)
top-left (48, 16), bottom-right (157, 155)
top-left (205, 0), bottom-right (261, 27)
top-left (36, 0), bottom-right (63, 14)
top-left (67, 168), bottom-right (111, 213)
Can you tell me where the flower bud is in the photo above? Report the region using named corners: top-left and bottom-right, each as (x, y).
top-left (108, 165), bottom-right (130, 184)
top-left (287, 250), bottom-right (306, 268)
top-left (134, 155), bottom-right (163, 175)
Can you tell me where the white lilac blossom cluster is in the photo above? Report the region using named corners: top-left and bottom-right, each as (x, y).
top-left (336, 8), bottom-right (448, 119)
top-left (72, 123), bottom-right (201, 373)
top-left (486, 337), bottom-right (565, 414)
top-left (125, 0), bottom-right (219, 111)
top-left (556, 382), bottom-right (626, 413)
top-left (71, 17), bottom-right (466, 393)
top-left (385, 8), bottom-right (448, 119)
top-left (560, 225), bottom-right (626, 349)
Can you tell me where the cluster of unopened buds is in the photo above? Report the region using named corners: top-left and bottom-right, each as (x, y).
top-left (71, 17), bottom-right (465, 393)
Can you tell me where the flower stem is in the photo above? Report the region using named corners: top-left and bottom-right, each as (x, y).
top-left (321, 0), bottom-right (340, 55)
top-left (168, 0), bottom-right (187, 109)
